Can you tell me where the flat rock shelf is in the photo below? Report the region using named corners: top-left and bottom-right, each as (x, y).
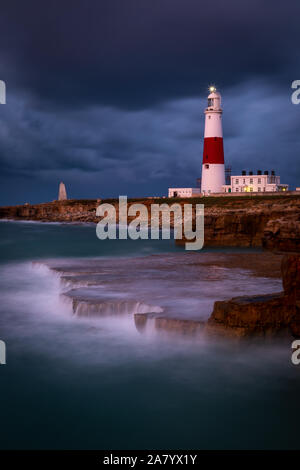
top-left (37, 251), bottom-right (286, 339)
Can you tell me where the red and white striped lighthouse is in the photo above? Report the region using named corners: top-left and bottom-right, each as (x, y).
top-left (201, 87), bottom-right (225, 195)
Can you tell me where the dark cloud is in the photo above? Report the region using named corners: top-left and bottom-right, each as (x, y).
top-left (0, 0), bottom-right (299, 109)
top-left (0, 1), bottom-right (299, 204)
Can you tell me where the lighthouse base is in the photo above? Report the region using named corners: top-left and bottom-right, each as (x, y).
top-left (201, 163), bottom-right (225, 195)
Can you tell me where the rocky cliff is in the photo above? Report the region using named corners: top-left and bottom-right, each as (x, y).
top-left (177, 195), bottom-right (300, 247)
top-left (206, 215), bottom-right (300, 338)
top-left (0, 199), bottom-right (100, 223)
top-left (1, 195), bottom-right (300, 248)
top-left (262, 216), bottom-right (300, 252)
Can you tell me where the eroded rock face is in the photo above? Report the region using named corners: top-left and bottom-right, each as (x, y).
top-left (205, 293), bottom-right (296, 337)
top-left (177, 196), bottom-right (300, 247)
top-left (204, 204), bottom-right (300, 339)
top-left (206, 251), bottom-right (300, 338)
top-left (262, 216), bottom-right (300, 252)
top-left (63, 289), bottom-right (164, 318)
top-left (134, 313), bottom-right (205, 336)
top-left (0, 200), bottom-right (100, 223)
top-left (282, 254), bottom-right (300, 336)
top-left (281, 255), bottom-right (300, 300)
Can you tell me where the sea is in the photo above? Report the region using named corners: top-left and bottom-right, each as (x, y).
top-left (0, 220), bottom-right (299, 450)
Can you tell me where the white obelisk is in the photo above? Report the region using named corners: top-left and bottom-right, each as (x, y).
top-left (58, 182), bottom-right (67, 201)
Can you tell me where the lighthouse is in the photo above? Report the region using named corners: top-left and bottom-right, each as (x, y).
top-left (201, 86), bottom-right (225, 195)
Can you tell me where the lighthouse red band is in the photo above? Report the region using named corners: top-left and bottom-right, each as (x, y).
top-left (203, 137), bottom-right (224, 164)
top-left (201, 87), bottom-right (225, 195)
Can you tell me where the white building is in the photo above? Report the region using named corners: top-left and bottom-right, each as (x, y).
top-left (168, 188), bottom-right (201, 198)
top-left (222, 171), bottom-right (288, 193)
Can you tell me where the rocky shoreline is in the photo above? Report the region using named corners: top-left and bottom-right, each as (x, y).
top-left (1, 195), bottom-right (300, 248)
top-left (38, 251), bottom-right (290, 340)
top-left (206, 219), bottom-right (300, 338)
top-left (41, 230), bottom-right (300, 339)
top-left (5, 194), bottom-right (299, 339)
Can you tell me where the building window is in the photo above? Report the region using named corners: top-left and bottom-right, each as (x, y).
top-left (236, 188), bottom-right (239, 192)
top-left (205, 164), bottom-right (209, 169)
top-left (235, 179), bottom-right (239, 184)
top-left (243, 178), bottom-right (245, 184)
top-left (258, 178), bottom-right (261, 184)
top-left (250, 178), bottom-right (253, 184)
top-left (250, 187), bottom-right (253, 192)
top-left (258, 187), bottom-right (261, 192)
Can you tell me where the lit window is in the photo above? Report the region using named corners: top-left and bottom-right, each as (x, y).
top-left (250, 187), bottom-right (253, 192)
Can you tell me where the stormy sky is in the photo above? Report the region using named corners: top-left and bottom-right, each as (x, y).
top-left (0, 0), bottom-right (299, 205)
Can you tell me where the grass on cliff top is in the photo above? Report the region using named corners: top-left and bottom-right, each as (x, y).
top-left (9, 194), bottom-right (300, 208)
top-left (103, 194), bottom-right (300, 206)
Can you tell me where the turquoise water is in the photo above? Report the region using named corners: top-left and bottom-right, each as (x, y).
top-left (0, 221), bottom-right (299, 450)
top-left (0, 220), bottom-right (182, 262)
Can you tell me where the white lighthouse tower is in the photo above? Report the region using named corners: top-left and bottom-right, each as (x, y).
top-left (201, 86), bottom-right (225, 195)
